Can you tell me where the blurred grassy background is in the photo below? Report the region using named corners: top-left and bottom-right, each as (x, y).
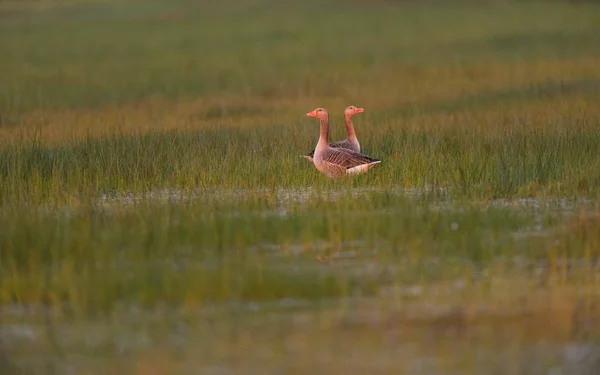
top-left (2, 0), bottom-right (599, 119)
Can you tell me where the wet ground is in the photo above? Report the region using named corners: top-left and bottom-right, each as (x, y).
top-left (2, 188), bottom-right (600, 375)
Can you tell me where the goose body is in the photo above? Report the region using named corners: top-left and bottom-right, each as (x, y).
top-left (306, 108), bottom-right (381, 178)
top-left (303, 105), bottom-right (363, 162)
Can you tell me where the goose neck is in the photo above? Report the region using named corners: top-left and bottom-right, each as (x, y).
top-left (317, 116), bottom-right (330, 147)
top-left (344, 115), bottom-right (357, 140)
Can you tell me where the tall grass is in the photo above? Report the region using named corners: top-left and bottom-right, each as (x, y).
top-left (1, 190), bottom-right (598, 311)
top-left (2, 112), bottom-right (600, 205)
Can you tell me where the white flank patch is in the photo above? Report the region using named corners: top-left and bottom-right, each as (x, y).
top-left (346, 161), bottom-right (381, 175)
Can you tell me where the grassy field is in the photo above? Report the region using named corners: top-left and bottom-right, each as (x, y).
top-left (2, 0), bottom-right (600, 374)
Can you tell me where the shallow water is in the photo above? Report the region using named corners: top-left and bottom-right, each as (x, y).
top-left (97, 185), bottom-right (595, 215)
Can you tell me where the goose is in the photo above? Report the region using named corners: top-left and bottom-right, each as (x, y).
top-left (306, 108), bottom-right (381, 178)
top-left (303, 105), bottom-right (363, 162)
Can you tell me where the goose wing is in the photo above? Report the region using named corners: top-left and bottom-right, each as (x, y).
top-left (321, 148), bottom-right (380, 170)
top-left (329, 139), bottom-right (354, 150)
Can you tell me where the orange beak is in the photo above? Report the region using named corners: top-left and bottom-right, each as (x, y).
top-left (355, 107), bottom-right (364, 113)
top-left (306, 110), bottom-right (317, 117)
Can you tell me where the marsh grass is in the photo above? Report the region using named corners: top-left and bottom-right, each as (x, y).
top-left (2, 0), bottom-right (600, 374)
top-left (1, 191), bottom-right (598, 310)
top-left (2, 112), bottom-right (600, 205)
